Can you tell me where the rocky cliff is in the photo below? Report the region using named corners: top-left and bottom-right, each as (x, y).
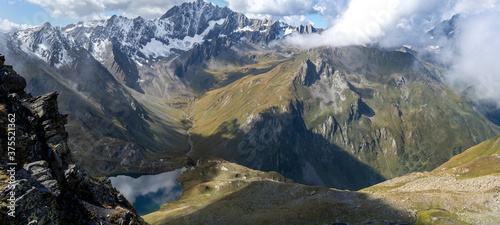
top-left (0, 54), bottom-right (146, 224)
top-left (188, 46), bottom-right (499, 190)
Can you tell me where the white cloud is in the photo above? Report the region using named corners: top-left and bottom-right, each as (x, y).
top-left (452, 0), bottom-right (498, 16)
top-left (224, 0), bottom-right (316, 16)
top-left (285, 0), bottom-right (499, 48)
top-left (286, 0), bottom-right (449, 48)
top-left (448, 10), bottom-right (500, 105)
top-left (107, 0), bottom-right (192, 19)
top-left (24, 0), bottom-right (329, 28)
top-left (282, 15), bottom-right (312, 26)
top-left (26, 0), bottom-right (192, 20)
top-left (312, 0), bottom-right (349, 22)
top-left (27, 0), bottom-right (105, 20)
top-left (0, 18), bottom-right (33, 33)
top-left (285, 0), bottom-right (500, 106)
top-left (223, 0), bottom-right (334, 27)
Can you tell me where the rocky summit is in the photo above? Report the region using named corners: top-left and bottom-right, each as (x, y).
top-left (0, 55), bottom-right (145, 224)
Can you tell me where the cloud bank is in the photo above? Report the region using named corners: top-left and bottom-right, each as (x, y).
top-left (286, 0), bottom-right (450, 48)
top-left (26, 0), bottom-right (192, 20)
top-left (448, 10), bottom-right (500, 105)
top-left (0, 18), bottom-right (33, 33)
top-left (284, 0), bottom-right (499, 48)
top-left (283, 0), bottom-right (500, 106)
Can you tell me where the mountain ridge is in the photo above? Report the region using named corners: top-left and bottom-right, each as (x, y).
top-left (187, 45), bottom-right (499, 189)
top-left (0, 0), bottom-right (322, 178)
top-left (1, 1), bottom-right (498, 192)
top-left (144, 134), bottom-right (500, 224)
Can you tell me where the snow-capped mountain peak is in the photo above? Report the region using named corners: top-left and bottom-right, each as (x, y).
top-left (9, 0), bottom-right (318, 67)
top-left (12, 22), bottom-right (76, 68)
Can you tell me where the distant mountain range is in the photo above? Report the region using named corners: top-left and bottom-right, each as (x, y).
top-left (0, 0), bottom-right (498, 192)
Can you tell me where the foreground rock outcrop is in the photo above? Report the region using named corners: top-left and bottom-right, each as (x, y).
top-left (0, 54), bottom-right (146, 224)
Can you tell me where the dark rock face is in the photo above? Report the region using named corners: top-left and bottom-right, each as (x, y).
top-left (297, 59), bottom-right (320, 86)
top-left (0, 55), bottom-right (29, 99)
top-left (293, 24), bottom-right (317, 34)
top-left (161, 0), bottom-right (233, 38)
top-left (0, 55), bottom-right (146, 224)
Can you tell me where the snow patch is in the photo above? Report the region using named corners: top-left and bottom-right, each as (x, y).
top-left (236, 26), bottom-right (255, 32)
top-left (14, 27), bottom-right (74, 67)
top-left (91, 39), bottom-right (110, 63)
top-left (425, 45), bottom-right (442, 52)
top-left (55, 47), bottom-right (73, 68)
top-left (115, 17), bottom-right (133, 34)
top-left (140, 18), bottom-right (225, 58)
top-left (140, 39), bottom-right (172, 58)
top-left (134, 58), bottom-right (143, 67)
top-left (33, 43), bottom-right (50, 63)
top-left (64, 20), bottom-right (106, 33)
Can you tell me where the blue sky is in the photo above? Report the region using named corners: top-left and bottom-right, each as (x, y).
top-left (0, 0), bottom-right (77, 28)
top-left (0, 0), bottom-right (328, 32)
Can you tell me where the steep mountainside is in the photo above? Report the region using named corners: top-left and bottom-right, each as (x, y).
top-left (62, 0), bottom-right (315, 96)
top-left (145, 135), bottom-right (500, 224)
top-left (364, 134), bottom-right (500, 224)
top-left (0, 55), bottom-right (145, 224)
top-left (0, 26), bottom-right (192, 176)
top-left (0, 0), bottom-right (497, 192)
top-left (0, 0), bottom-right (317, 177)
top-left (188, 46), bottom-right (499, 189)
top-left (433, 134), bottom-right (500, 176)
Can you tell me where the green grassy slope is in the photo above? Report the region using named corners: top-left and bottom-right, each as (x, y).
top-left (187, 46), bottom-right (499, 189)
top-left (433, 135), bottom-right (500, 177)
top-left (144, 135), bottom-right (500, 224)
top-left (143, 157), bottom-right (413, 225)
top-left (362, 135), bottom-right (500, 224)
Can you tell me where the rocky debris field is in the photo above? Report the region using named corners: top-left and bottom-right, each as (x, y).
top-left (364, 172), bottom-right (500, 224)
